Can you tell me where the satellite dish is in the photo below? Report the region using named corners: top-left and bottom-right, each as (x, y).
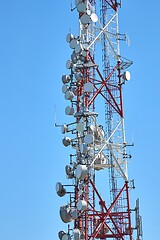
top-left (62, 75), bottom-right (70, 84)
top-left (75, 43), bottom-right (83, 54)
top-left (62, 84), bottom-right (69, 94)
top-left (58, 230), bottom-right (66, 239)
top-left (65, 106), bottom-right (74, 115)
top-left (123, 71), bottom-right (131, 81)
top-left (76, 164), bottom-right (87, 180)
top-left (70, 39), bottom-right (78, 49)
top-left (76, 122), bottom-right (84, 132)
top-left (84, 134), bottom-right (93, 144)
top-left (77, 2), bottom-right (86, 13)
top-left (60, 205), bottom-right (72, 223)
top-left (71, 51), bottom-right (77, 64)
top-left (65, 165), bottom-right (72, 175)
top-left (84, 82), bottom-right (94, 92)
top-left (66, 33), bottom-right (74, 43)
top-left (65, 165), bottom-right (73, 179)
top-left (90, 13), bottom-right (98, 23)
top-left (80, 13), bottom-right (90, 25)
top-left (77, 200), bottom-right (87, 211)
top-left (65, 91), bottom-right (75, 100)
top-left (66, 60), bottom-right (72, 69)
top-left (56, 182), bottom-right (66, 197)
top-left (86, 9), bottom-right (91, 16)
top-left (71, 56), bottom-right (77, 64)
top-left (62, 137), bottom-right (71, 147)
top-left (75, 72), bottom-right (83, 81)
top-left (61, 124), bottom-right (68, 134)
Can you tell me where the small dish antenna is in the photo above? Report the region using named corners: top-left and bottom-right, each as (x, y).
top-left (58, 230), bottom-right (66, 239)
top-left (76, 164), bottom-right (87, 179)
top-left (66, 33), bottom-right (74, 43)
top-left (70, 39), bottom-right (78, 49)
top-left (62, 84), bottom-right (69, 94)
top-left (60, 205), bottom-right (72, 223)
top-left (84, 82), bottom-right (94, 92)
top-left (62, 75), bottom-right (71, 84)
top-left (84, 134), bottom-right (93, 144)
top-left (62, 137), bottom-right (71, 147)
top-left (66, 60), bottom-right (73, 69)
top-left (77, 200), bottom-right (87, 211)
top-left (123, 71), bottom-right (131, 81)
top-left (65, 91), bottom-right (75, 100)
top-left (80, 13), bottom-right (90, 25)
top-left (61, 124), bottom-right (68, 134)
top-left (56, 182), bottom-right (66, 197)
top-left (77, 3), bottom-right (86, 13)
top-left (90, 13), bottom-right (98, 23)
top-left (65, 106), bottom-right (74, 115)
top-left (76, 122), bottom-right (84, 132)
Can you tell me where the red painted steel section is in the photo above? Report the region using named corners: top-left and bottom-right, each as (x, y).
top-left (92, 84), bottom-right (122, 115)
top-left (88, 53), bottom-right (123, 117)
top-left (126, 181), bottom-right (133, 240)
top-left (89, 179), bottom-right (125, 239)
top-left (83, 179), bottom-right (133, 239)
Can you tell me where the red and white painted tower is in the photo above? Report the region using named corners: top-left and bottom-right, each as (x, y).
top-left (56, 1), bottom-right (143, 240)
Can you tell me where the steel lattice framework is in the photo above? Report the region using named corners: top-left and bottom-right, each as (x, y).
top-left (55, 1), bottom-right (143, 240)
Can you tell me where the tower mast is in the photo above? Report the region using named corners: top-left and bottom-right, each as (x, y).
top-left (56, 1), bottom-right (143, 240)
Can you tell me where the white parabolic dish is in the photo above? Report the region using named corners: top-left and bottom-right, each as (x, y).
top-left (80, 13), bottom-right (90, 25)
top-left (61, 124), bottom-right (68, 134)
top-left (76, 164), bottom-right (87, 179)
top-left (84, 82), bottom-right (94, 92)
top-left (123, 71), bottom-right (131, 81)
top-left (77, 2), bottom-right (86, 13)
top-left (62, 84), bottom-right (69, 94)
top-left (90, 13), bottom-right (98, 22)
top-left (65, 106), bottom-right (74, 115)
top-left (76, 122), bottom-right (84, 132)
top-left (77, 200), bottom-right (87, 211)
top-left (70, 39), bottom-right (78, 49)
top-left (66, 60), bottom-right (72, 69)
top-left (66, 33), bottom-right (74, 43)
top-left (84, 134), bottom-right (93, 144)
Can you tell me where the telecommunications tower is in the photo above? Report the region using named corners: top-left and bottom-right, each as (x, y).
top-left (55, 0), bottom-right (143, 239)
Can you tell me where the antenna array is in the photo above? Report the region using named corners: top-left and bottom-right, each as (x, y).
top-left (56, 1), bottom-right (143, 240)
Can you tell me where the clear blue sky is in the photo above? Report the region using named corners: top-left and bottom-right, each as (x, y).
top-left (0, 0), bottom-right (159, 239)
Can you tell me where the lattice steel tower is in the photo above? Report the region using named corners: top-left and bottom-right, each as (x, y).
top-left (55, 1), bottom-right (143, 239)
